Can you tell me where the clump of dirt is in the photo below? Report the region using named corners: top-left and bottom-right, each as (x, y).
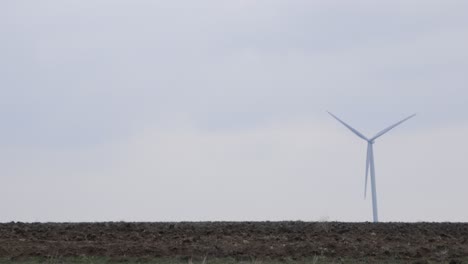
top-left (1, 222), bottom-right (467, 262)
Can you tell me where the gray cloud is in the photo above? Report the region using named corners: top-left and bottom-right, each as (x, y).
top-left (1, 0), bottom-right (467, 221)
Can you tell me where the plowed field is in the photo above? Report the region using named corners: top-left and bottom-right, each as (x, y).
top-left (1, 222), bottom-right (467, 263)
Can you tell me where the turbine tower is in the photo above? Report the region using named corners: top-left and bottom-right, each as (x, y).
top-left (328, 112), bottom-right (415, 222)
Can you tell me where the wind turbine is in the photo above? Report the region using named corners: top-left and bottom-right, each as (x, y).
top-left (328, 112), bottom-right (415, 223)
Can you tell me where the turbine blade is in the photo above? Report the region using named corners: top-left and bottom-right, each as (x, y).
top-left (364, 143), bottom-right (370, 199)
top-left (370, 114), bottom-right (416, 141)
top-left (327, 111), bottom-right (368, 141)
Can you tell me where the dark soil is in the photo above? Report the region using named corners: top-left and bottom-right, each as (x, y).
top-left (1, 222), bottom-right (467, 262)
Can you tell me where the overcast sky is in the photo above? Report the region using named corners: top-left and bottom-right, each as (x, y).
top-left (1, 1), bottom-right (468, 222)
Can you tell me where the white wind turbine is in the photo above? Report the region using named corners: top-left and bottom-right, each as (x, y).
top-left (328, 112), bottom-right (416, 222)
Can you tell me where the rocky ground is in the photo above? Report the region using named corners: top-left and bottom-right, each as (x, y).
top-left (0, 222), bottom-right (467, 263)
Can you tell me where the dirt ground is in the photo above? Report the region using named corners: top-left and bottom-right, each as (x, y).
top-left (0, 222), bottom-right (467, 262)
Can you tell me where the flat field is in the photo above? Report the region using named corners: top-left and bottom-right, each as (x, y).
top-left (0, 222), bottom-right (467, 263)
